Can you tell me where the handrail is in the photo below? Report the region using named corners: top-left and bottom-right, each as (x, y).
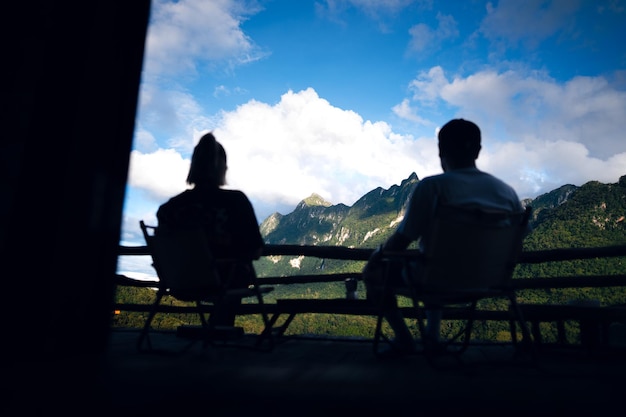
top-left (117, 244), bottom-right (626, 291)
top-left (116, 244), bottom-right (373, 260)
top-left (518, 245), bottom-right (626, 264)
top-left (118, 243), bottom-right (626, 263)
top-left (511, 274), bottom-right (626, 289)
top-left (115, 271), bottom-right (626, 290)
top-left (114, 244), bottom-right (626, 342)
top-left (118, 245), bottom-right (151, 256)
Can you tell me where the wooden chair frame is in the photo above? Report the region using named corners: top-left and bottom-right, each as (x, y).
top-left (372, 204), bottom-right (534, 364)
top-left (137, 220), bottom-right (274, 353)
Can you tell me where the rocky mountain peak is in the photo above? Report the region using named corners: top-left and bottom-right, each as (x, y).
top-left (297, 193), bottom-right (332, 210)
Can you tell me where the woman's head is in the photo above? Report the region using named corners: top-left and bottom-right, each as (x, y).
top-left (186, 132), bottom-right (227, 187)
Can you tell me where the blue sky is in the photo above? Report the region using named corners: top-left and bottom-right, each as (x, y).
top-left (119, 0), bottom-right (626, 278)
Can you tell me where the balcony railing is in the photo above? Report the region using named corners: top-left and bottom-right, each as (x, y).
top-left (115, 244), bottom-right (626, 349)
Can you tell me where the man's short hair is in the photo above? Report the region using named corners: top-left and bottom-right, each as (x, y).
top-left (438, 119), bottom-right (481, 160)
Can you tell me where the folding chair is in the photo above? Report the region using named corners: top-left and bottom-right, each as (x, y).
top-left (137, 220), bottom-right (274, 353)
top-left (372, 203), bottom-right (534, 363)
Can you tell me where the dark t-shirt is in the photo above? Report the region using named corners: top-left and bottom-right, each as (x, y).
top-left (156, 187), bottom-right (264, 261)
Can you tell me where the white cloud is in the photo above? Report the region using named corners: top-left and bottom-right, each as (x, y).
top-left (392, 98), bottom-right (430, 124)
top-left (316, 0), bottom-right (431, 31)
top-left (128, 148), bottom-right (190, 200)
top-left (317, 0), bottom-right (421, 19)
top-left (408, 66), bottom-right (450, 103)
top-left (116, 256), bottom-right (158, 281)
top-left (132, 128), bottom-right (158, 153)
top-left (213, 85), bottom-right (230, 98)
top-left (129, 76), bottom-right (626, 226)
top-left (407, 12), bottom-right (458, 55)
top-left (127, 87), bottom-right (441, 222)
top-left (393, 65), bottom-right (626, 198)
top-left (123, 0), bottom-right (626, 244)
top-left (403, 66), bottom-right (626, 160)
top-left (407, 23), bottom-right (433, 53)
top-left (143, 0), bottom-right (265, 78)
top-left (479, 139), bottom-right (626, 199)
top-left (135, 84), bottom-right (215, 151)
top-left (214, 88), bottom-right (436, 211)
top-left (479, 0), bottom-right (581, 49)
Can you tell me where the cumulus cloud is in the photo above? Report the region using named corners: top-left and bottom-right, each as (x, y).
top-left (143, 0), bottom-right (265, 78)
top-left (132, 128), bottom-right (158, 153)
top-left (316, 0), bottom-right (428, 30)
top-left (392, 99), bottom-right (430, 124)
top-left (479, 0), bottom-right (581, 50)
top-left (129, 74), bottom-right (626, 225)
top-left (122, 0), bottom-right (626, 249)
top-left (127, 87), bottom-right (440, 221)
top-left (317, 0), bottom-right (420, 19)
top-left (214, 88), bottom-right (437, 210)
top-left (396, 65), bottom-right (626, 197)
top-left (479, 139), bottom-right (626, 199)
top-left (135, 84), bottom-right (215, 151)
top-left (407, 12), bottom-right (458, 55)
top-left (128, 148), bottom-right (190, 200)
top-left (403, 66), bottom-right (626, 160)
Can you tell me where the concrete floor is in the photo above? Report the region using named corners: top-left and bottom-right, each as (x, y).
top-left (99, 328), bottom-right (626, 417)
top-left (5, 327), bottom-right (625, 417)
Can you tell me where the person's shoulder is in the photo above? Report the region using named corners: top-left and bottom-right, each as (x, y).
top-left (417, 171), bottom-right (458, 191)
top-left (218, 188), bottom-right (253, 205)
top-left (418, 172), bottom-right (446, 184)
top-left (157, 190), bottom-right (192, 215)
top-left (218, 188), bottom-right (248, 198)
top-left (479, 171), bottom-right (522, 204)
top-left (481, 170), bottom-right (516, 188)
top-left (219, 187), bottom-right (244, 195)
top-left (160, 190), bottom-right (194, 206)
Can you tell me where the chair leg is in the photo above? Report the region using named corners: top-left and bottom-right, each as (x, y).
top-left (459, 301), bottom-right (478, 353)
top-left (253, 287), bottom-right (275, 351)
top-left (137, 291), bottom-right (164, 352)
top-left (407, 290), bottom-right (429, 350)
top-left (509, 316), bottom-right (518, 344)
top-left (372, 311), bottom-right (385, 355)
top-left (372, 282), bottom-right (392, 355)
top-left (267, 313), bottom-right (297, 339)
top-left (509, 294), bottom-right (537, 360)
top-left (197, 301), bottom-right (214, 349)
top-left (428, 303), bottom-right (474, 355)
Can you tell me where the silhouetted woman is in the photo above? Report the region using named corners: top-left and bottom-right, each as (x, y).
top-left (157, 132), bottom-right (264, 327)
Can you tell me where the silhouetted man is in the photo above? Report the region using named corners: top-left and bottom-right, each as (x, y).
top-left (363, 118), bottom-right (523, 356)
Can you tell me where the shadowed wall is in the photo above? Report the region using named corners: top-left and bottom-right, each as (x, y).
top-left (2, 1), bottom-right (150, 359)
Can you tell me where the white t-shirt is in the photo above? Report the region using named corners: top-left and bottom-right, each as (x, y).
top-left (397, 167), bottom-right (523, 246)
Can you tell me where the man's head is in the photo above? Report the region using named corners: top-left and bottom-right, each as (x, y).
top-left (438, 118), bottom-right (481, 170)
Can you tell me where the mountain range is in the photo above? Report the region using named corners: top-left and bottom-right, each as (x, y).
top-left (255, 172), bottom-right (626, 278)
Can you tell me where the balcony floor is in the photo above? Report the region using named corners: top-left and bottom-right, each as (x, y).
top-left (95, 328), bottom-right (626, 416)
top-left (6, 327), bottom-right (625, 416)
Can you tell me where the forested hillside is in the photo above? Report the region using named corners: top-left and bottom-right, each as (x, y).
top-left (256, 174), bottom-right (626, 279)
top-left (515, 176), bottom-right (626, 310)
top-left (113, 174), bottom-right (626, 341)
